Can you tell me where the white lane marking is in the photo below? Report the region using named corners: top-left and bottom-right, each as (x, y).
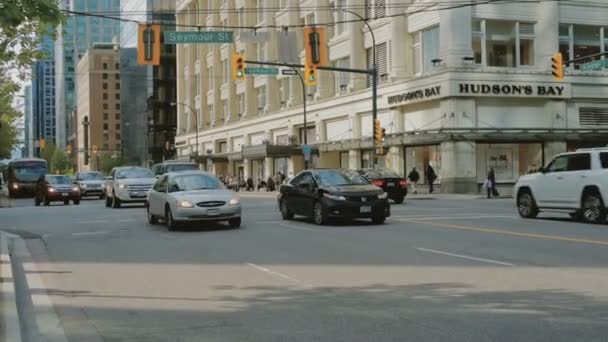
top-left (117, 219), bottom-right (136, 222)
top-left (415, 247), bottom-right (515, 266)
top-left (257, 221), bottom-right (283, 224)
top-left (246, 263), bottom-right (310, 286)
top-left (76, 220), bottom-right (108, 224)
top-left (395, 215), bottom-right (517, 221)
top-left (278, 223), bottom-right (320, 232)
top-left (71, 231), bottom-right (110, 237)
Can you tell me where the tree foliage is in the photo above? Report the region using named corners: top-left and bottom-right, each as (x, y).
top-left (100, 154), bottom-right (129, 175)
top-left (51, 147), bottom-right (71, 174)
top-left (0, 75), bottom-right (22, 159)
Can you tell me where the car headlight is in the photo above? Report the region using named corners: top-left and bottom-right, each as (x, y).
top-left (177, 200), bottom-right (194, 208)
top-left (72, 186), bottom-right (80, 192)
top-left (324, 193), bottom-right (346, 201)
top-left (229, 198), bottom-right (240, 206)
top-left (118, 183), bottom-right (126, 189)
top-left (80, 183), bottom-right (87, 189)
top-left (377, 192), bottom-right (388, 199)
top-left (48, 187), bottom-right (56, 193)
top-left (12, 183), bottom-right (19, 189)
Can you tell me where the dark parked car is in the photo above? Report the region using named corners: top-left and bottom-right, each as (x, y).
top-left (74, 171), bottom-right (105, 199)
top-left (151, 161), bottom-right (198, 176)
top-left (35, 174), bottom-right (81, 206)
top-left (278, 169), bottom-right (390, 225)
top-left (356, 169), bottom-right (408, 204)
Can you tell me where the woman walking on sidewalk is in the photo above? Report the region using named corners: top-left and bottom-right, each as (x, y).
top-left (485, 167), bottom-right (498, 198)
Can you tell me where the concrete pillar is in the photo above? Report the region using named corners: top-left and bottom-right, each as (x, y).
top-left (536, 1), bottom-right (559, 67)
top-left (387, 145), bottom-right (404, 176)
top-left (438, 5), bottom-right (473, 67)
top-left (440, 141), bottom-right (477, 193)
top-left (264, 157), bottom-right (273, 180)
top-left (243, 158), bottom-right (252, 179)
top-left (389, 9), bottom-right (409, 79)
top-left (349, 149), bottom-right (361, 169)
top-left (349, 10), bottom-right (366, 91)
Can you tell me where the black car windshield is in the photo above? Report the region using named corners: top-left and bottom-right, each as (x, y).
top-left (313, 170), bottom-right (369, 186)
top-left (170, 174), bottom-right (224, 192)
top-left (47, 175), bottom-right (72, 184)
top-left (116, 168), bottom-right (154, 179)
top-left (79, 172), bottom-right (104, 181)
top-left (166, 164), bottom-right (198, 173)
top-left (363, 169), bottom-right (400, 178)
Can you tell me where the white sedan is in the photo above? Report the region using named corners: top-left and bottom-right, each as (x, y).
top-left (146, 171), bottom-right (242, 230)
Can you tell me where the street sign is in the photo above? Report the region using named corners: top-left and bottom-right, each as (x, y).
top-left (302, 144), bottom-right (312, 161)
top-left (164, 31), bottom-right (233, 44)
top-left (580, 59), bottom-right (608, 71)
top-left (281, 69), bottom-right (297, 76)
top-left (245, 67), bottom-right (278, 75)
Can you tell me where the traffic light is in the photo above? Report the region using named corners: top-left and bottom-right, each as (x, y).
top-left (92, 145), bottom-right (98, 155)
top-left (304, 64), bottom-right (317, 86)
top-left (138, 24), bottom-right (161, 65)
top-left (232, 53), bottom-right (245, 81)
top-left (66, 144), bottom-right (72, 155)
top-left (39, 138), bottom-right (46, 149)
top-left (551, 52), bottom-right (564, 80)
top-left (374, 119), bottom-right (383, 145)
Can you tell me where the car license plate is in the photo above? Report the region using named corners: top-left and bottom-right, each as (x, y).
top-left (207, 208), bottom-right (220, 216)
top-left (360, 206), bottom-right (371, 214)
top-left (62, 193), bottom-right (69, 197)
top-left (131, 192), bottom-right (143, 197)
top-left (387, 182), bottom-right (395, 187)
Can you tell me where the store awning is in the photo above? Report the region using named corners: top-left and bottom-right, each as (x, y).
top-left (211, 151), bottom-right (243, 162)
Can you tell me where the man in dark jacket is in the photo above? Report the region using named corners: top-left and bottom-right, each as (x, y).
top-left (426, 164), bottom-right (437, 193)
top-left (487, 167), bottom-right (497, 198)
top-left (407, 167), bottom-right (420, 194)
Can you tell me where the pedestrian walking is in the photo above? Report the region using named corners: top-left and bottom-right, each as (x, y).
top-left (407, 167), bottom-right (420, 194)
top-left (246, 177), bottom-right (254, 191)
top-left (486, 167), bottom-right (498, 198)
top-left (426, 164), bottom-right (437, 194)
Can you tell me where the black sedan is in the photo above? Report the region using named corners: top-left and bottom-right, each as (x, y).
top-left (356, 169), bottom-right (408, 204)
top-left (278, 169), bottom-right (390, 225)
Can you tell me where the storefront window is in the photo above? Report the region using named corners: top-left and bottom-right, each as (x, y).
top-left (340, 152), bottom-right (349, 169)
top-left (361, 150), bottom-right (373, 169)
top-left (486, 21), bottom-right (516, 67)
top-left (404, 145), bottom-right (441, 184)
top-left (476, 143), bottom-right (543, 183)
top-left (472, 20), bottom-right (483, 64)
top-left (273, 157), bottom-right (288, 176)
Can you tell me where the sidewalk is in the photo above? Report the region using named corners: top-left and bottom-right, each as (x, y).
top-left (0, 188), bottom-right (11, 208)
top-left (1, 232), bottom-right (22, 341)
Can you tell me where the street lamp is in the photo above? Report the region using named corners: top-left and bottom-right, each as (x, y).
top-left (170, 102), bottom-right (199, 161)
top-left (332, 8), bottom-right (378, 168)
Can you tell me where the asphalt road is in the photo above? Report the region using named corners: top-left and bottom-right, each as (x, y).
top-left (1, 193), bottom-right (608, 342)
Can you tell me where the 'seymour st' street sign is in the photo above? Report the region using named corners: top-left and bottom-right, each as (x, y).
top-left (164, 31), bottom-right (233, 44)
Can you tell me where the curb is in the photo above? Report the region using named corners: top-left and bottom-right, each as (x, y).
top-left (1, 232), bottom-right (22, 342)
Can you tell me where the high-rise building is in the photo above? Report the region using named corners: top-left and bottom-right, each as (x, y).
top-left (55, 0), bottom-right (121, 149)
top-left (120, 0), bottom-right (177, 166)
top-left (174, 0), bottom-right (608, 194)
top-left (23, 85), bottom-right (33, 158)
top-left (76, 44), bottom-right (122, 172)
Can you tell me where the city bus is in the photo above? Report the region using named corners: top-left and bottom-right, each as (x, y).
top-left (2, 158), bottom-right (48, 197)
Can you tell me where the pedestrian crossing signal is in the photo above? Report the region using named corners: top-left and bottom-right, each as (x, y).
top-left (551, 52), bottom-right (564, 81)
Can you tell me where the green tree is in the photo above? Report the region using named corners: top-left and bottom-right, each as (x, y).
top-left (0, 75), bottom-right (21, 159)
top-left (0, 0), bottom-right (63, 72)
top-left (51, 148), bottom-right (70, 174)
top-left (40, 141), bottom-right (56, 170)
top-left (100, 154), bottom-right (128, 174)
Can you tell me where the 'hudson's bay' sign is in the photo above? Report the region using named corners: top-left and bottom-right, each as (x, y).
top-left (386, 81), bottom-right (571, 106)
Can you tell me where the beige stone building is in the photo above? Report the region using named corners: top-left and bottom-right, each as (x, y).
top-left (76, 43), bottom-right (122, 172)
top-left (175, 0), bottom-right (608, 194)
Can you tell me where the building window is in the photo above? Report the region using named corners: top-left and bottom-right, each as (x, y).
top-left (103, 113), bottom-right (108, 120)
top-left (209, 105), bottom-right (215, 124)
top-left (115, 133), bottom-right (120, 140)
top-left (115, 104), bottom-right (120, 110)
top-left (256, 86), bottom-right (266, 114)
top-left (335, 57), bottom-right (350, 92)
top-left (472, 20), bottom-right (535, 67)
top-left (103, 123), bottom-right (109, 130)
top-left (115, 93), bottom-right (120, 100)
top-left (412, 26), bottom-right (439, 75)
top-left (103, 83), bottom-right (108, 90)
top-left (115, 63), bottom-right (119, 69)
top-left (237, 7), bottom-right (245, 27)
top-left (257, 41), bottom-right (265, 61)
top-left (103, 143), bottom-right (109, 150)
top-left (281, 78), bottom-right (290, 105)
top-left (103, 93), bottom-right (108, 100)
top-left (256, 0), bottom-right (263, 23)
top-left (103, 104), bottom-right (108, 110)
top-left (115, 73), bottom-right (120, 80)
top-left (115, 123), bottom-right (120, 130)
top-left (115, 113), bottom-right (120, 120)
top-left (331, 0), bottom-right (347, 36)
top-left (102, 73), bottom-right (108, 79)
top-left (103, 63), bottom-right (108, 70)
top-left (560, 24), bottom-right (606, 70)
top-left (116, 82), bottom-right (120, 90)
top-left (208, 67), bottom-right (214, 89)
top-left (365, 0), bottom-right (386, 19)
top-left (305, 13), bottom-right (314, 26)
top-left (239, 95), bottom-right (245, 116)
top-left (366, 42), bottom-right (389, 86)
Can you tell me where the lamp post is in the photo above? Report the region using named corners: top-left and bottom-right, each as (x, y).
top-left (332, 8), bottom-right (378, 167)
top-left (170, 102), bottom-right (199, 162)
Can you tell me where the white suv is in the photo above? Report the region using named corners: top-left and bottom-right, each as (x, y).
top-left (105, 166), bottom-right (156, 208)
top-left (514, 147), bottom-right (608, 224)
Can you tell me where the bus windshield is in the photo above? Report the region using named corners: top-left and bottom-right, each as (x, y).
top-left (12, 162), bottom-right (47, 182)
